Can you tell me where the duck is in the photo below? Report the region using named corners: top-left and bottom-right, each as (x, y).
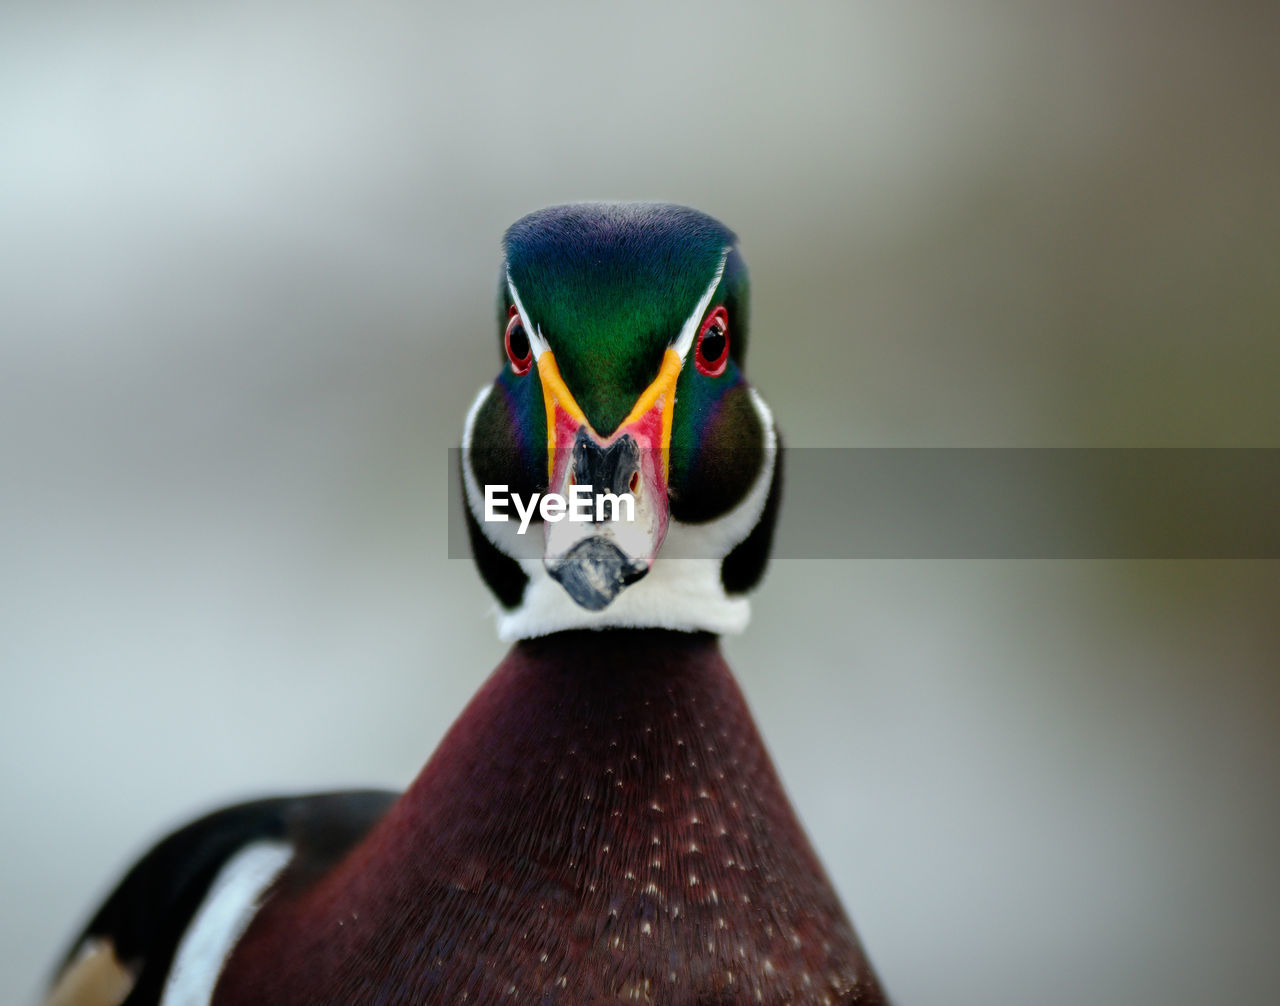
top-left (43, 202), bottom-right (888, 1005)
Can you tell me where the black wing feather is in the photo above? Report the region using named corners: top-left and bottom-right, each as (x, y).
top-left (51, 789), bottom-right (397, 1006)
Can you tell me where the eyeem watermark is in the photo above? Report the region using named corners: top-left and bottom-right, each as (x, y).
top-left (453, 449), bottom-right (1280, 558)
top-left (484, 484), bottom-right (635, 535)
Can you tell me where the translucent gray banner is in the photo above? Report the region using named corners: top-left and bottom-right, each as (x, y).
top-left (448, 449), bottom-right (1280, 559)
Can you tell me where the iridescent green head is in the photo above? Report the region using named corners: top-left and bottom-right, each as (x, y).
top-left (462, 203), bottom-right (780, 639)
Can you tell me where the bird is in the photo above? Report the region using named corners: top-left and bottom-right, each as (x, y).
top-left (43, 202), bottom-right (888, 1005)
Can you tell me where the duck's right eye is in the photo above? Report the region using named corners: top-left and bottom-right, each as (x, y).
top-left (505, 307), bottom-right (532, 375)
top-left (694, 306), bottom-right (730, 377)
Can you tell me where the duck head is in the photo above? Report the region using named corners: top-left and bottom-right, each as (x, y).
top-left (462, 203), bottom-right (780, 640)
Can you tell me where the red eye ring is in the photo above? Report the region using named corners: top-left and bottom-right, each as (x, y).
top-left (694, 306), bottom-right (730, 377)
top-left (505, 306), bottom-right (533, 375)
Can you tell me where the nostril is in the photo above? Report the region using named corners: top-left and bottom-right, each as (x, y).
top-left (629, 471), bottom-right (640, 494)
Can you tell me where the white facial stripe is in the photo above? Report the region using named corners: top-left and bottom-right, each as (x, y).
top-left (670, 247), bottom-right (732, 360)
top-left (505, 272), bottom-right (550, 359)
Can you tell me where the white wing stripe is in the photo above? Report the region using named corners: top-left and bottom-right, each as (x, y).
top-left (159, 841), bottom-right (292, 1006)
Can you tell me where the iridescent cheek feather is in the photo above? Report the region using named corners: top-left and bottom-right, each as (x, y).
top-left (494, 375), bottom-right (535, 465)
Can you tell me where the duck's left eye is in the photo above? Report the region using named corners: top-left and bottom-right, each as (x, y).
top-left (505, 307), bottom-right (533, 375)
top-left (695, 306), bottom-right (730, 377)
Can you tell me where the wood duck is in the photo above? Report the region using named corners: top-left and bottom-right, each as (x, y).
top-left (44, 203), bottom-right (888, 1005)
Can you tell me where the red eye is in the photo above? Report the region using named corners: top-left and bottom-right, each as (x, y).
top-left (505, 305), bottom-right (533, 375)
top-left (695, 306), bottom-right (730, 377)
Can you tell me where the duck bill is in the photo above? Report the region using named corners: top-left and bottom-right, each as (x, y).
top-left (538, 349), bottom-right (680, 611)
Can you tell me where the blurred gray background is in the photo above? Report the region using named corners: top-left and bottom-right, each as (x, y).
top-left (3, 3), bottom-right (1278, 1004)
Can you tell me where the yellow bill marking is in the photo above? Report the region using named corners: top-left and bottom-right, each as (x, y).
top-left (537, 347), bottom-right (683, 482)
top-left (617, 348), bottom-right (682, 481)
top-left (536, 350), bottom-right (590, 481)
